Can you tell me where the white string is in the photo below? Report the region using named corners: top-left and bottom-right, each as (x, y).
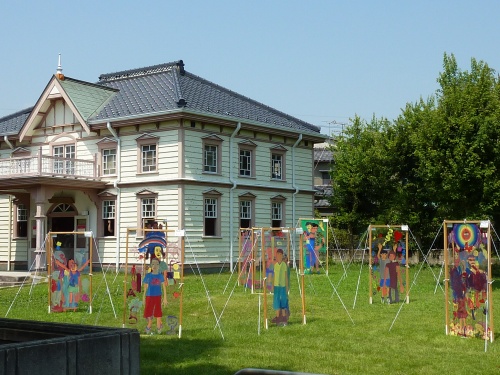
top-left (184, 232), bottom-right (225, 340)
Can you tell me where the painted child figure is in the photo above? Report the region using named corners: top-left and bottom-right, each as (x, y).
top-left (377, 244), bottom-right (390, 304)
top-left (272, 248), bottom-right (289, 326)
top-left (384, 250), bottom-right (404, 303)
top-left (143, 258), bottom-right (167, 334)
top-left (54, 257), bottom-right (90, 311)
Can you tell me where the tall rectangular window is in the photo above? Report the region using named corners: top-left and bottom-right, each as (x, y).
top-left (142, 198), bottom-right (156, 223)
top-left (271, 202), bottom-right (282, 227)
top-left (102, 200), bottom-right (116, 236)
top-left (141, 144), bottom-right (157, 172)
top-left (17, 204), bottom-right (28, 238)
top-left (102, 149), bottom-right (116, 175)
top-left (240, 200), bottom-right (252, 228)
top-left (271, 153), bottom-right (283, 180)
top-left (239, 149), bottom-right (252, 176)
top-left (204, 197), bottom-right (219, 236)
top-left (204, 145), bottom-right (218, 173)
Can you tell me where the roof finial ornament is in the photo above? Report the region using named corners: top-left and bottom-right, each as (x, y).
top-left (56, 53), bottom-right (65, 80)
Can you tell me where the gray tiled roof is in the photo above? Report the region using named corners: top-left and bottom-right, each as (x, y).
top-left (0, 107), bottom-right (33, 135)
top-left (314, 147), bottom-right (333, 161)
top-left (93, 61), bottom-right (321, 133)
top-left (0, 60), bottom-right (322, 137)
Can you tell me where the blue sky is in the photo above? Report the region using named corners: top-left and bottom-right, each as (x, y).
top-left (1, 1), bottom-right (499, 135)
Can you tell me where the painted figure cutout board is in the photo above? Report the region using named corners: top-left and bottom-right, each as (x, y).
top-left (238, 228), bottom-right (292, 294)
top-left (123, 226), bottom-right (185, 338)
top-left (368, 225), bottom-right (409, 304)
top-left (299, 218), bottom-right (328, 274)
top-left (444, 221), bottom-right (494, 341)
top-left (47, 231), bottom-right (92, 313)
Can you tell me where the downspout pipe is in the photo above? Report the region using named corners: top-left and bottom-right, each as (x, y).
top-left (4, 136), bottom-right (13, 149)
top-left (107, 122), bottom-right (121, 271)
top-left (229, 122), bottom-right (241, 272)
top-left (291, 133), bottom-right (303, 267)
top-left (5, 137), bottom-right (13, 269)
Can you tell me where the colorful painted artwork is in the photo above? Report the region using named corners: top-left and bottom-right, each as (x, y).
top-left (125, 226), bottom-right (184, 337)
top-left (445, 222), bottom-right (493, 340)
top-left (50, 239), bottom-right (91, 312)
top-left (368, 225), bottom-right (408, 304)
top-left (299, 219), bottom-right (327, 274)
top-left (238, 228), bottom-right (291, 293)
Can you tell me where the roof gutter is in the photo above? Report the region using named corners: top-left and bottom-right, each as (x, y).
top-left (291, 133), bottom-right (303, 266)
top-left (89, 109), bottom-right (327, 142)
top-left (229, 122), bottom-right (242, 270)
top-left (107, 122), bottom-right (121, 270)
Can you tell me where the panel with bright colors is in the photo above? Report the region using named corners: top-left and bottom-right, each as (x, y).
top-left (445, 222), bottom-right (492, 340)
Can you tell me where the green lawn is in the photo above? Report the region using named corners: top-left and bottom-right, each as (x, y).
top-left (1, 262), bottom-right (499, 375)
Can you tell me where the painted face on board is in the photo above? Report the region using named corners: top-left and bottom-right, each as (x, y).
top-left (151, 259), bottom-right (160, 272)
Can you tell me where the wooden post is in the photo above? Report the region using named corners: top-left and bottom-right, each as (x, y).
top-left (368, 225), bottom-right (373, 304)
top-left (405, 230), bottom-right (410, 304)
top-left (179, 232), bottom-right (185, 338)
top-left (47, 232), bottom-right (52, 314)
top-left (487, 223), bottom-right (494, 341)
top-left (300, 233), bottom-right (306, 324)
top-left (122, 229), bottom-right (130, 327)
top-left (443, 222), bottom-right (450, 335)
top-left (89, 232), bottom-right (93, 314)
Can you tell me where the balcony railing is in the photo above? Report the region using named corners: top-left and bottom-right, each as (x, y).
top-left (0, 154), bottom-right (99, 179)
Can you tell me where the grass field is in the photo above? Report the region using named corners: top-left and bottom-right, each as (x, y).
top-left (1, 262), bottom-right (499, 375)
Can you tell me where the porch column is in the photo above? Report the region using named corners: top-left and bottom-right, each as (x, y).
top-left (34, 202), bottom-right (46, 271)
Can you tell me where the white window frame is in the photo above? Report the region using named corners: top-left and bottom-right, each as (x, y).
top-left (102, 200), bottom-right (116, 237)
top-left (202, 135), bottom-right (223, 175)
top-left (53, 144), bottom-right (76, 175)
top-left (270, 147), bottom-right (287, 181)
top-left (271, 196), bottom-right (286, 227)
top-left (203, 190), bottom-right (222, 237)
top-left (15, 202), bottom-right (28, 238)
top-left (136, 134), bottom-right (159, 174)
top-left (239, 200), bottom-right (252, 229)
top-left (102, 148), bottom-right (117, 175)
top-left (136, 189), bottom-right (158, 236)
top-left (238, 140), bottom-right (256, 178)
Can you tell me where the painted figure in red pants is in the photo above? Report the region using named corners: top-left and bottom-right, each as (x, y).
top-left (143, 258), bottom-right (167, 334)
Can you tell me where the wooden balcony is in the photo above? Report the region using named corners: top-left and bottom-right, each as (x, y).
top-left (0, 154), bottom-right (105, 189)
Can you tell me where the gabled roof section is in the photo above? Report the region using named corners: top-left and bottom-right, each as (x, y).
top-left (58, 77), bottom-right (118, 120)
top-left (18, 75), bottom-right (118, 141)
top-left (1, 60), bottom-right (323, 139)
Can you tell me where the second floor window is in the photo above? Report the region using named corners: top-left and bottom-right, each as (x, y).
top-left (204, 145), bottom-right (218, 173)
top-left (141, 144), bottom-right (157, 172)
top-left (239, 149), bottom-right (252, 177)
top-left (102, 148), bottom-right (116, 175)
top-left (271, 153), bottom-right (283, 180)
top-left (53, 144), bottom-right (75, 174)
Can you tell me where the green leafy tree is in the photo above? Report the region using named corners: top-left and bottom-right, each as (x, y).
top-left (414, 53), bottom-right (500, 223)
top-left (329, 53), bottom-right (500, 249)
top-left (329, 115), bottom-right (394, 249)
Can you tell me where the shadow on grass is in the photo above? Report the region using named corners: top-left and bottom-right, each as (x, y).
top-left (140, 336), bottom-right (234, 375)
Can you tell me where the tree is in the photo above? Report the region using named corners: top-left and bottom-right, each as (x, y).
top-left (329, 53), bottom-right (500, 249)
top-left (329, 115), bottom-right (394, 249)
top-left (414, 53), bottom-right (500, 223)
